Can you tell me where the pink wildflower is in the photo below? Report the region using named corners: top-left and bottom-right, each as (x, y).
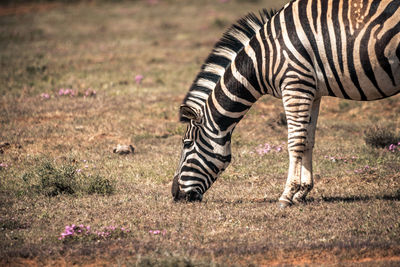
top-left (255, 143), bottom-right (283, 155)
top-left (58, 88), bottom-right (76, 97)
top-left (0, 163), bottom-right (8, 169)
top-left (84, 88), bottom-right (96, 97)
top-left (135, 74), bottom-right (144, 85)
top-left (388, 143), bottom-right (399, 152)
top-left (149, 229), bottom-right (166, 235)
top-left (40, 93), bottom-right (50, 99)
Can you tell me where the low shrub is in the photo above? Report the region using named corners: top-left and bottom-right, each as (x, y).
top-left (22, 160), bottom-right (78, 197)
top-left (22, 159), bottom-right (115, 196)
top-left (364, 127), bottom-right (399, 148)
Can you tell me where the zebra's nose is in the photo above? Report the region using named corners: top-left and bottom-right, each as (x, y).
top-left (171, 175), bottom-right (203, 202)
top-left (186, 190), bottom-right (203, 202)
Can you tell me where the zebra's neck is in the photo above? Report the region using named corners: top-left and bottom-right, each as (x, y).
top-left (204, 39), bottom-right (266, 134)
top-left (181, 10), bottom-right (278, 120)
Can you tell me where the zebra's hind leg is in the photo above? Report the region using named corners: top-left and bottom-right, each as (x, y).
top-left (292, 98), bottom-right (321, 204)
top-left (278, 90), bottom-right (318, 208)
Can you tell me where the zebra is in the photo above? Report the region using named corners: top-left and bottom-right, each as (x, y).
top-left (171, 0), bottom-right (400, 207)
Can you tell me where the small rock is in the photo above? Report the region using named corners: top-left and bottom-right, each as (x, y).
top-left (113, 144), bottom-right (135, 155)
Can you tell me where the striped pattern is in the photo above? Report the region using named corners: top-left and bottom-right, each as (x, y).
top-left (172, 0), bottom-right (400, 204)
top-left (181, 9), bottom-right (277, 119)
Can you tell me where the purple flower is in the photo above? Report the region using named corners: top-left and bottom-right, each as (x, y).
top-left (135, 75), bottom-right (144, 85)
top-left (58, 88), bottom-right (76, 97)
top-left (0, 163), bottom-right (8, 168)
top-left (255, 143), bottom-right (284, 155)
top-left (59, 224), bottom-right (128, 241)
top-left (84, 89), bottom-right (96, 97)
top-left (40, 93), bottom-right (50, 99)
top-left (149, 229), bottom-right (166, 235)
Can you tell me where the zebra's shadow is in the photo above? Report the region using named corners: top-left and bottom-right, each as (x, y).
top-left (209, 192), bottom-right (400, 205)
top-left (316, 193), bottom-right (400, 203)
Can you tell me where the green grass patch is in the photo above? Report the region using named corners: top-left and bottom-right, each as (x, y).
top-left (21, 159), bottom-right (115, 197)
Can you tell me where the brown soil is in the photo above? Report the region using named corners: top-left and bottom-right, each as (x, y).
top-left (2, 248), bottom-right (400, 266)
top-left (0, 3), bottom-right (60, 16)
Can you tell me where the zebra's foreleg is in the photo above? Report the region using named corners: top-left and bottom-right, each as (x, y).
top-left (278, 90), bottom-right (317, 207)
top-left (292, 98), bottom-right (320, 203)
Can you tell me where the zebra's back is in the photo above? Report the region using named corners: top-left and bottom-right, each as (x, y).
top-left (277, 0), bottom-right (400, 100)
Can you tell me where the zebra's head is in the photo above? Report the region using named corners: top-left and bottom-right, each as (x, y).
top-left (172, 104), bottom-right (232, 202)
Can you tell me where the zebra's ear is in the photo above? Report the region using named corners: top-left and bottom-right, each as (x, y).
top-left (179, 104), bottom-right (202, 123)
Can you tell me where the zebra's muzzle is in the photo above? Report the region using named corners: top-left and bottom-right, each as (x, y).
top-left (171, 175), bottom-right (203, 202)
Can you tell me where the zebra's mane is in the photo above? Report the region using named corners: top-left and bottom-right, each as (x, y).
top-left (181, 9), bottom-right (277, 120)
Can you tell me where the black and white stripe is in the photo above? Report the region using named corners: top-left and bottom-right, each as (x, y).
top-left (172, 0), bottom-right (400, 204)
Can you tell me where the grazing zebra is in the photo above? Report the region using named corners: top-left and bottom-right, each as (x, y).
top-left (171, 0), bottom-right (400, 207)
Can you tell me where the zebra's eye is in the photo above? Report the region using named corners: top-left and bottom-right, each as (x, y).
top-left (183, 139), bottom-right (194, 148)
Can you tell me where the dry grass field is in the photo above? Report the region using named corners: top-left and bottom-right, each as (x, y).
top-left (1, 0), bottom-right (400, 266)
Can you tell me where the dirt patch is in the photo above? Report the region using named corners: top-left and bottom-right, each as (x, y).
top-left (0, 3), bottom-right (60, 16)
top-left (238, 248), bottom-right (400, 266)
top-left (3, 248), bottom-right (400, 266)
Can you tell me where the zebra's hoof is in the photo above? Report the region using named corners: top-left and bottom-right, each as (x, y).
top-left (278, 200), bottom-right (292, 209)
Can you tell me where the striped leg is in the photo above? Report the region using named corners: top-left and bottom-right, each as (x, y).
top-left (292, 98), bottom-right (320, 203)
top-left (279, 90), bottom-right (317, 207)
